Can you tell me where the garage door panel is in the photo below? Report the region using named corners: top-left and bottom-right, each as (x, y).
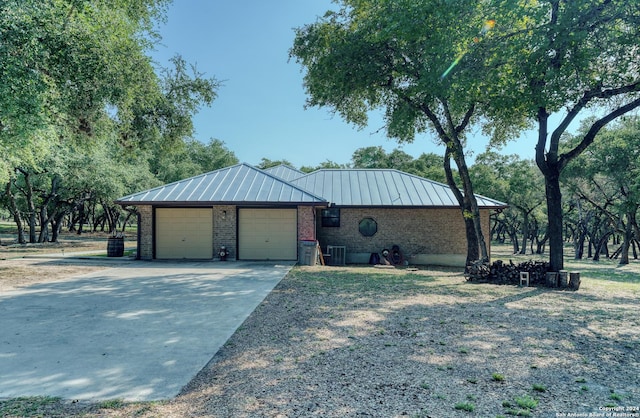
top-left (239, 209), bottom-right (297, 260)
top-left (156, 208), bottom-right (213, 259)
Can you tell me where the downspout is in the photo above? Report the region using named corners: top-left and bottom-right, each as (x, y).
top-left (136, 211), bottom-right (141, 260)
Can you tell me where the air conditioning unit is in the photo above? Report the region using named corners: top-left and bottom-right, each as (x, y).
top-left (327, 245), bottom-right (346, 266)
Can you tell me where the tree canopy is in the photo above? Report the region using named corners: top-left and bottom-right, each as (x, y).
top-left (290, 0), bottom-right (532, 264)
top-left (484, 0), bottom-right (640, 271)
top-left (292, 0), bottom-right (640, 270)
top-left (0, 0), bottom-right (233, 243)
top-left (0, 0), bottom-right (171, 177)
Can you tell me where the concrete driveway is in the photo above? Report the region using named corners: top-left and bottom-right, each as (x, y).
top-left (0, 261), bottom-right (293, 401)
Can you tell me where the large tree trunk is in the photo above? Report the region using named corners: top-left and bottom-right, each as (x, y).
top-left (574, 213), bottom-right (588, 260)
top-left (37, 176), bottom-right (61, 243)
top-left (519, 210), bottom-right (529, 255)
top-left (544, 172), bottom-right (564, 271)
top-left (17, 169), bottom-right (38, 244)
top-left (5, 180), bottom-right (26, 244)
top-left (422, 100), bottom-right (489, 266)
top-left (37, 205), bottom-right (49, 243)
top-left (76, 202), bottom-right (86, 235)
top-left (510, 227), bottom-right (520, 254)
top-left (51, 211), bottom-right (66, 243)
top-left (535, 109), bottom-right (564, 272)
top-left (453, 150), bottom-right (489, 262)
top-left (593, 231), bottom-right (613, 262)
top-left (619, 211), bottom-right (636, 265)
top-left (444, 147), bottom-right (480, 267)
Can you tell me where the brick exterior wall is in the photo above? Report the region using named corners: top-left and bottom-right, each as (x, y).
top-left (297, 205), bottom-right (316, 241)
top-left (316, 207), bottom-right (492, 266)
top-left (213, 205), bottom-right (237, 260)
top-left (138, 205), bottom-right (153, 260)
top-left (137, 203), bottom-right (490, 265)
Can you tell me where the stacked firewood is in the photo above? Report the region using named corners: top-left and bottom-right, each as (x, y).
top-left (465, 260), bottom-right (491, 280)
top-left (466, 259), bottom-right (550, 286)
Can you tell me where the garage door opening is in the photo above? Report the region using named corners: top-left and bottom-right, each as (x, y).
top-left (238, 208), bottom-right (297, 260)
top-left (155, 208), bottom-right (213, 259)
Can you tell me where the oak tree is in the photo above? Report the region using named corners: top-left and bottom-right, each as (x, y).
top-left (291, 0), bottom-right (525, 265)
top-left (486, 0), bottom-right (640, 270)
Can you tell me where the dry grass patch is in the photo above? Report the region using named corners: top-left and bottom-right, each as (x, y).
top-left (1, 251), bottom-right (638, 417)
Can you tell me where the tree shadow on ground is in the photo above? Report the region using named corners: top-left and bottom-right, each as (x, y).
top-left (0, 261), bottom-right (291, 402)
top-left (177, 267), bottom-right (639, 417)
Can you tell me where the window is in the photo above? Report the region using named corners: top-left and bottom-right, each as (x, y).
top-left (321, 208), bottom-right (340, 227)
top-left (359, 217), bottom-right (377, 237)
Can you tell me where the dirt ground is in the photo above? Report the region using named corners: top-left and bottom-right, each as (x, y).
top-left (1, 239), bottom-right (639, 417)
top-left (0, 231), bottom-right (134, 291)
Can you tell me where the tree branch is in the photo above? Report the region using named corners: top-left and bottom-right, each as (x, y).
top-left (456, 104), bottom-right (476, 134)
top-left (560, 96), bottom-right (640, 170)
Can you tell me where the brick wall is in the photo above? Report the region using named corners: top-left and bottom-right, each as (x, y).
top-left (316, 207), bottom-right (492, 266)
top-left (138, 204), bottom-right (489, 265)
top-left (213, 205), bottom-right (237, 260)
top-left (297, 205), bottom-right (316, 241)
top-left (138, 205), bottom-right (153, 260)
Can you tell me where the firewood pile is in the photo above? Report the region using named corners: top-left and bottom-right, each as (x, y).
top-left (465, 260), bottom-right (490, 279)
top-left (466, 259), bottom-right (550, 286)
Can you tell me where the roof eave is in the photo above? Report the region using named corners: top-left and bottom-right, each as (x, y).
top-left (114, 200), bottom-right (327, 207)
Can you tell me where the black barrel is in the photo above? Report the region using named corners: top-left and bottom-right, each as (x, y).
top-left (107, 237), bottom-right (124, 257)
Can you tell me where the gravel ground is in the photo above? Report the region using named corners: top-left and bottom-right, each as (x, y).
top-left (1, 262), bottom-right (639, 417)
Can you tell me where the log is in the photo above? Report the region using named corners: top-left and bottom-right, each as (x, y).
top-left (546, 272), bottom-right (558, 288)
top-left (558, 270), bottom-right (569, 288)
top-left (569, 272), bottom-right (581, 291)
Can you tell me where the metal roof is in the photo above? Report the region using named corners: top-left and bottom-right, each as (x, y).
top-left (116, 163), bottom-right (326, 206)
top-left (263, 164), bottom-right (306, 181)
top-left (290, 169), bottom-right (507, 208)
top-left (116, 164), bottom-right (506, 209)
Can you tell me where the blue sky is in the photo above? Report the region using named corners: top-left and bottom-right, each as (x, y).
top-left (151, 1), bottom-right (538, 168)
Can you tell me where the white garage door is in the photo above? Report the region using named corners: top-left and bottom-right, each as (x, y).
top-left (156, 208), bottom-right (213, 259)
top-left (238, 208), bottom-right (297, 260)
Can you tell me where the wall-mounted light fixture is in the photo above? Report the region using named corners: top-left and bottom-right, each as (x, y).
top-left (222, 210), bottom-right (227, 220)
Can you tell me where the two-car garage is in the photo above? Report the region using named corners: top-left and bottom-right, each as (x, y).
top-left (116, 163), bottom-right (326, 261)
top-left (154, 208), bottom-right (298, 261)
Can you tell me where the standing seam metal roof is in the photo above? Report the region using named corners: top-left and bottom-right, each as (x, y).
top-left (289, 169), bottom-right (507, 208)
top-left (263, 164), bottom-right (306, 181)
top-left (115, 163), bottom-right (326, 205)
top-left (116, 164), bottom-right (507, 208)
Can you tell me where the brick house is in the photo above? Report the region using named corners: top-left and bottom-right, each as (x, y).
top-left (116, 163), bottom-right (506, 267)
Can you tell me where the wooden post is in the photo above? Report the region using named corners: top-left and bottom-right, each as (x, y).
top-left (546, 272), bottom-right (558, 288)
top-left (316, 241), bottom-right (325, 266)
top-left (569, 272), bottom-right (581, 291)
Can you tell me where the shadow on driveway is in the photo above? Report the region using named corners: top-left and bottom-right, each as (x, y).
top-left (0, 261), bottom-right (293, 401)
